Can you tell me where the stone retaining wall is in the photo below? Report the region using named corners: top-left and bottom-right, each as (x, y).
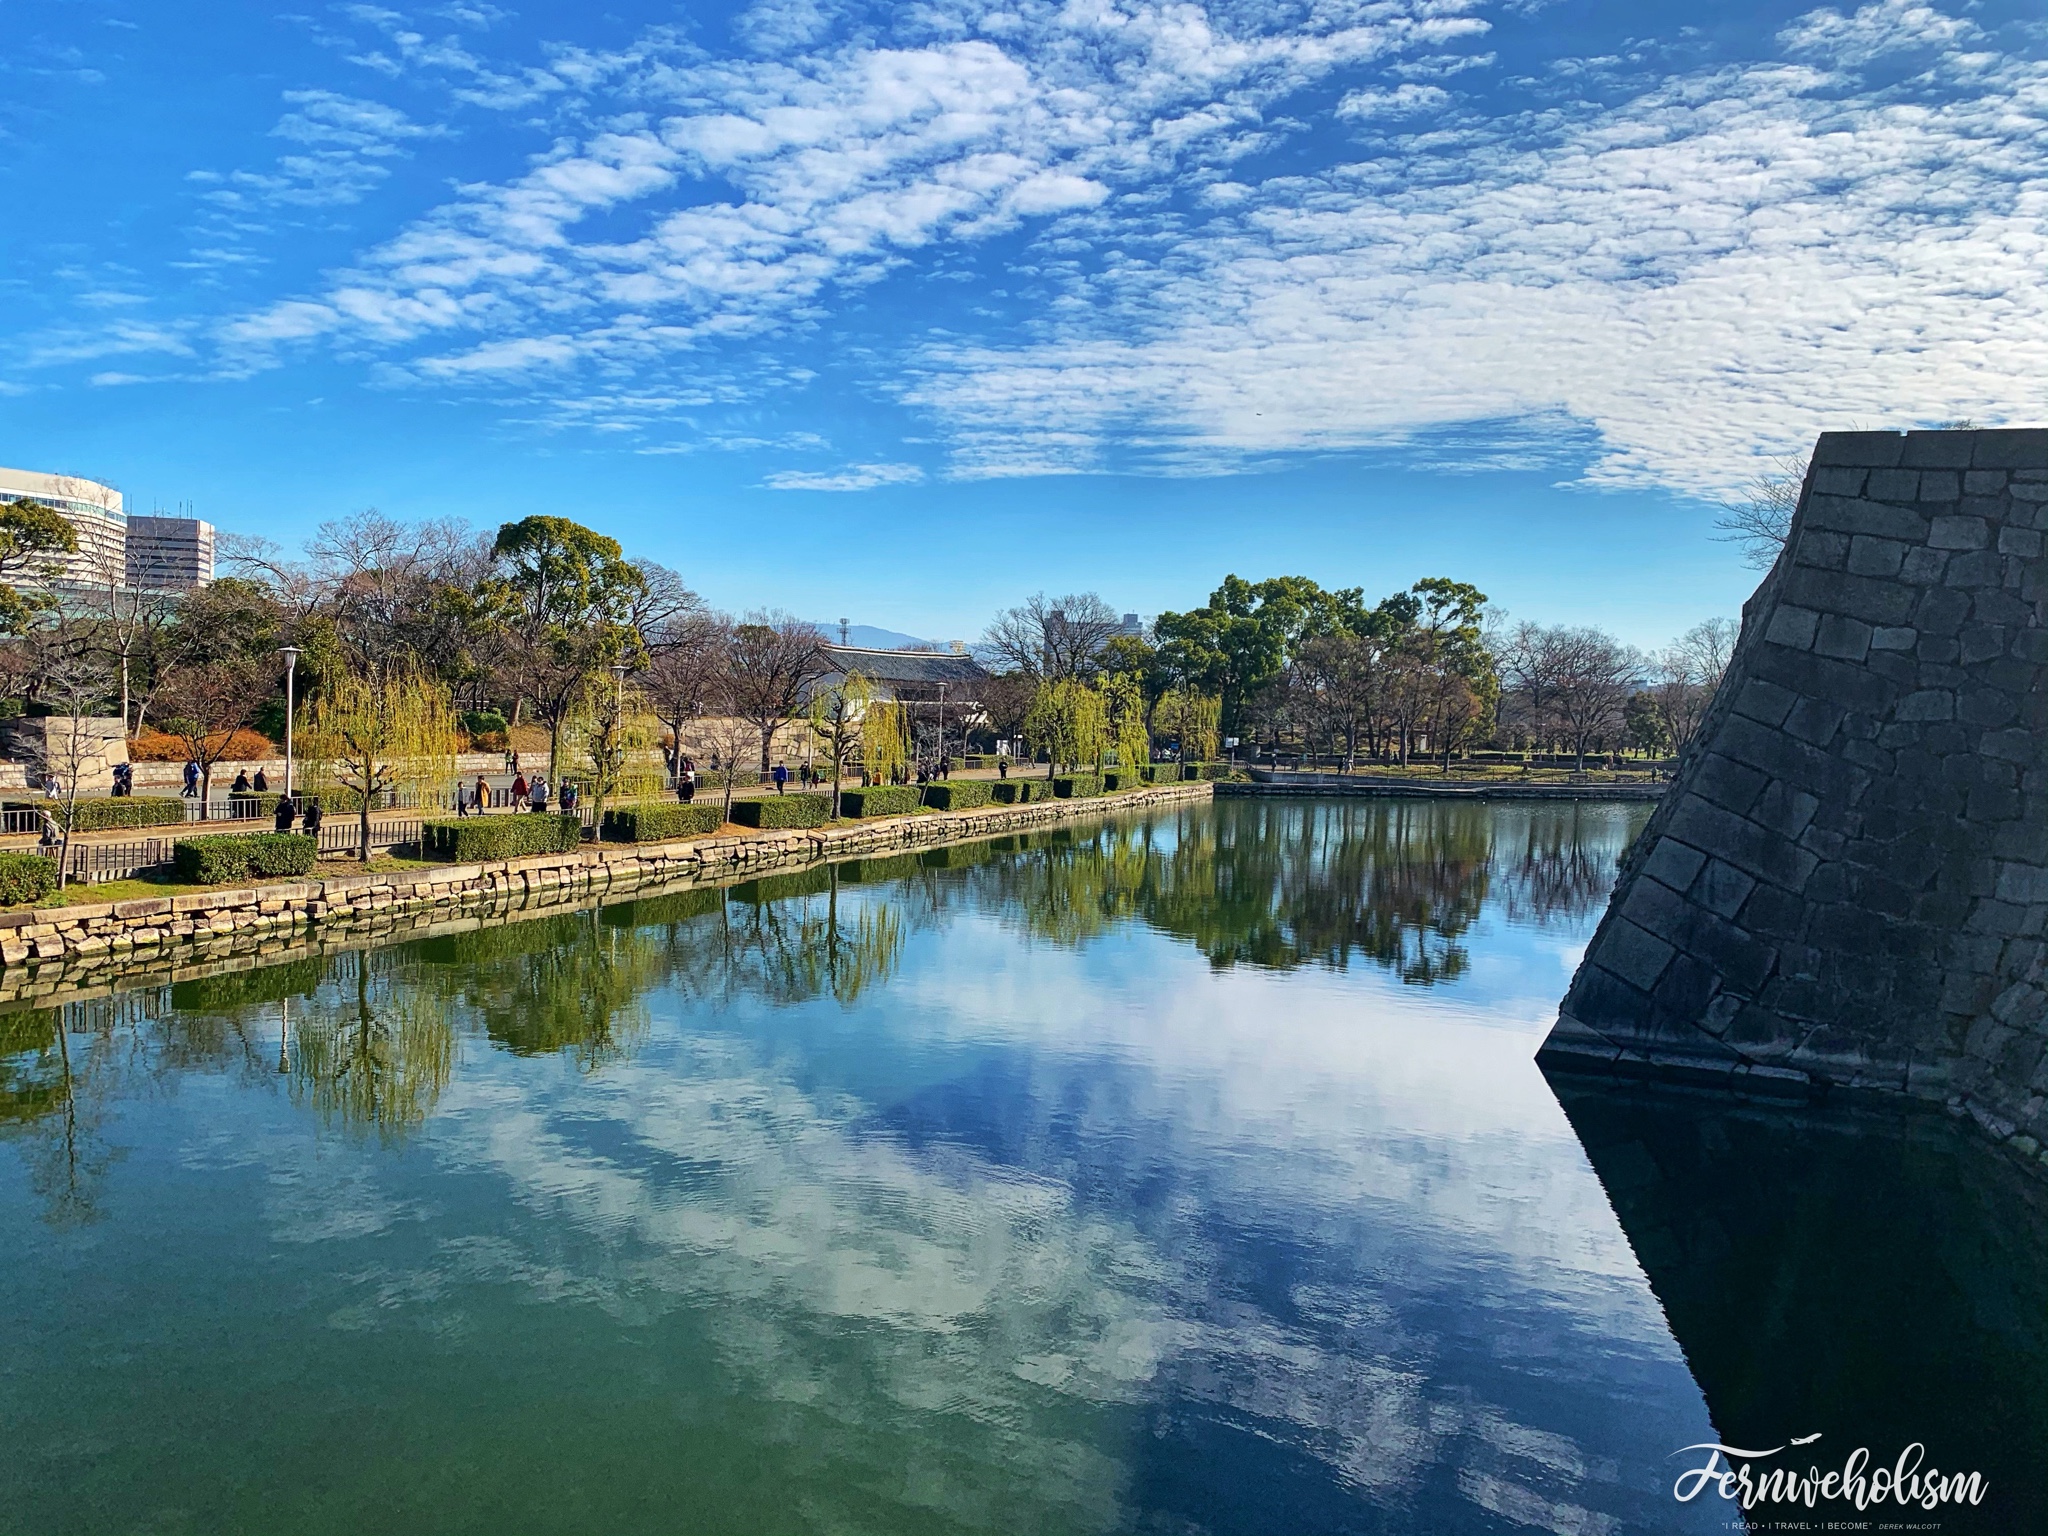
top-left (1541, 427), bottom-right (2048, 1176)
top-left (0, 782), bottom-right (1212, 1006)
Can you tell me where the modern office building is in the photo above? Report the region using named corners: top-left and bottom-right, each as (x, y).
top-left (0, 466), bottom-right (213, 590)
top-left (126, 514), bottom-right (216, 591)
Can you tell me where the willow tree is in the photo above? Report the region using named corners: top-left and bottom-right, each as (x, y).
top-left (1104, 672), bottom-right (1149, 771)
top-left (566, 677), bottom-right (659, 831)
top-left (301, 668), bottom-right (458, 861)
top-left (861, 697), bottom-right (909, 784)
top-left (1022, 678), bottom-right (1105, 777)
top-left (1155, 688), bottom-right (1221, 763)
top-left (809, 669), bottom-right (872, 816)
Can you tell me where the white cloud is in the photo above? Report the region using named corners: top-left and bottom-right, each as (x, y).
top-left (1337, 83), bottom-right (1450, 117)
top-left (1778, 0), bottom-right (1975, 67)
top-left (765, 461), bottom-right (925, 489)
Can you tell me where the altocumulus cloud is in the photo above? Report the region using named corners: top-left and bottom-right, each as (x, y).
top-left (149, 0), bottom-right (2048, 495)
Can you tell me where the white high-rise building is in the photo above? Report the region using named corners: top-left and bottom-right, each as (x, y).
top-left (0, 466), bottom-right (214, 590)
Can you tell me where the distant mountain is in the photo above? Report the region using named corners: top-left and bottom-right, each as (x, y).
top-left (812, 622), bottom-right (945, 650)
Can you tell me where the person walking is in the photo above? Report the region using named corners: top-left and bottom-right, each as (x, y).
top-left (680, 762), bottom-right (697, 804)
top-left (302, 800), bottom-right (323, 836)
top-left (560, 781), bottom-right (578, 813)
top-left (998, 755), bottom-right (1008, 780)
top-left (510, 772), bottom-right (528, 806)
top-left (274, 796), bottom-right (297, 833)
top-left (183, 759), bottom-right (200, 797)
top-left (772, 761), bottom-right (789, 795)
top-left (455, 780), bottom-right (471, 818)
top-left (253, 768), bottom-right (269, 793)
top-left (475, 773), bottom-right (491, 814)
top-left (531, 775), bottom-right (549, 814)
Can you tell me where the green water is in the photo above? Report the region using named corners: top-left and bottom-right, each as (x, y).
top-left (1, 798), bottom-right (2039, 1533)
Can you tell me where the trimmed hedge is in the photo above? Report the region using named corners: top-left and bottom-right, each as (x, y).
top-left (1102, 770), bottom-right (1143, 791)
top-left (921, 779), bottom-right (993, 812)
top-left (838, 785), bottom-right (922, 818)
top-left (730, 794), bottom-right (830, 829)
top-left (1053, 773), bottom-right (1104, 799)
top-left (990, 778), bottom-right (1055, 804)
top-left (0, 852), bottom-right (57, 906)
top-left (422, 814), bottom-right (582, 862)
top-left (600, 803), bottom-right (726, 842)
top-left (172, 832), bottom-right (318, 884)
top-left (6, 797), bottom-right (188, 832)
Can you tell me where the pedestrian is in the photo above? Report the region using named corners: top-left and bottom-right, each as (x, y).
top-left (476, 774), bottom-right (491, 813)
top-left (510, 772), bottom-right (528, 804)
top-left (455, 780), bottom-right (470, 818)
top-left (302, 800), bottom-right (323, 836)
top-left (680, 764), bottom-right (697, 804)
top-left (510, 750), bottom-right (521, 777)
top-left (231, 769), bottom-right (252, 795)
top-left (531, 775), bottom-right (549, 813)
top-left (998, 756), bottom-right (1008, 780)
top-left (183, 759), bottom-right (200, 797)
top-left (253, 768), bottom-right (269, 793)
top-left (39, 808), bottom-right (59, 847)
top-left (42, 771), bottom-right (58, 799)
top-left (772, 761), bottom-right (789, 795)
top-left (560, 780), bottom-right (578, 813)
top-left (274, 796), bottom-right (297, 833)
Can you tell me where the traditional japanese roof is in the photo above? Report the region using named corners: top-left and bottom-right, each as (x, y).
top-left (819, 643), bottom-right (990, 691)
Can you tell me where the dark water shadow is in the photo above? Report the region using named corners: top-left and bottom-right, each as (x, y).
top-left (1553, 1079), bottom-right (2048, 1534)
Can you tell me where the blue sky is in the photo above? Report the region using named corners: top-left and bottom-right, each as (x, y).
top-left (4, 0), bottom-right (2043, 648)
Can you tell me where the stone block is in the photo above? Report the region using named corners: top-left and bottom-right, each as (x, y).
top-left (1815, 430), bottom-right (1906, 468)
top-left (1901, 432), bottom-right (1976, 469)
top-left (1693, 858), bottom-right (1757, 919)
top-left (1796, 530), bottom-right (1850, 570)
top-left (1929, 515), bottom-right (1991, 550)
top-left (1845, 536), bottom-right (1907, 577)
top-left (1866, 468), bottom-right (1922, 503)
top-left (1802, 494), bottom-right (1927, 542)
top-left (1813, 466), bottom-right (1867, 495)
top-left (1691, 752), bottom-right (1769, 816)
top-left (1964, 470), bottom-right (2009, 495)
top-left (1765, 604), bottom-right (1819, 650)
top-left (1642, 838), bottom-right (1707, 892)
top-left (1782, 696), bottom-right (1845, 745)
top-left (1972, 429), bottom-right (2048, 468)
top-left (1999, 527), bottom-right (2044, 558)
top-left (1600, 918), bottom-right (1677, 993)
top-left (1899, 547), bottom-right (1949, 585)
top-left (1870, 625), bottom-right (1917, 651)
top-left (1663, 795), bottom-right (1818, 893)
top-left (1814, 613), bottom-right (1872, 662)
top-left (1733, 677), bottom-right (1799, 728)
top-left (1943, 550), bottom-right (2003, 588)
top-left (1916, 470), bottom-right (1962, 502)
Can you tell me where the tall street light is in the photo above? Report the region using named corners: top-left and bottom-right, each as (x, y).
top-left (280, 646), bottom-right (301, 799)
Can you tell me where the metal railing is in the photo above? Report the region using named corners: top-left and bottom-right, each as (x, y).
top-left (26, 816), bottom-right (430, 885)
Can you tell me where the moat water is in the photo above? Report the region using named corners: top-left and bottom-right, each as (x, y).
top-left (3, 799), bottom-right (2042, 1534)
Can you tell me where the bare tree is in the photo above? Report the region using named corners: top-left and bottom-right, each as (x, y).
top-left (723, 613), bottom-right (829, 772)
top-left (38, 650), bottom-right (115, 889)
top-left (1546, 627), bottom-right (1645, 770)
top-left (640, 609), bottom-right (732, 786)
top-left (1713, 455), bottom-right (1808, 570)
top-left (1649, 616), bottom-right (1738, 757)
top-left (155, 658), bottom-right (269, 817)
top-left (980, 592), bottom-right (1123, 680)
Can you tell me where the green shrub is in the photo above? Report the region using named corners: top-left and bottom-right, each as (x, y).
top-left (599, 803), bottom-right (726, 842)
top-left (7, 797), bottom-right (188, 832)
top-left (921, 780), bottom-right (993, 811)
top-left (1102, 771), bottom-right (1142, 791)
top-left (1053, 773), bottom-right (1104, 799)
top-left (460, 709), bottom-right (508, 737)
top-left (729, 794), bottom-right (830, 829)
top-left (838, 786), bottom-right (922, 818)
top-left (0, 852), bottom-right (57, 906)
top-left (422, 814), bottom-right (582, 862)
top-left (172, 833), bottom-right (317, 884)
top-left (990, 777), bottom-right (1055, 804)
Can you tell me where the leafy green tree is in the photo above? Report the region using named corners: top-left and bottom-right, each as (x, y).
top-left (487, 516), bottom-right (646, 775)
top-left (301, 668), bottom-right (460, 860)
top-left (0, 499), bottom-right (77, 634)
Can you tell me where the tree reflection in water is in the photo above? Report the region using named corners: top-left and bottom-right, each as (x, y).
top-left (0, 798), bottom-right (1645, 1210)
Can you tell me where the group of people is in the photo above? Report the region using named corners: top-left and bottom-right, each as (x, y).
top-left (866, 756), bottom-right (955, 788)
top-left (271, 795), bottom-right (322, 834)
top-left (454, 772), bottom-right (577, 816)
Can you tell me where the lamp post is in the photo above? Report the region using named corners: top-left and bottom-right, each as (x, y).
top-left (279, 646), bottom-right (301, 800)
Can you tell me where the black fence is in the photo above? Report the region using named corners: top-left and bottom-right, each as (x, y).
top-left (29, 817), bottom-right (429, 885)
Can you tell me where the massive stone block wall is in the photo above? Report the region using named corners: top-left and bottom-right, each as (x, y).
top-left (1542, 428), bottom-right (2048, 1163)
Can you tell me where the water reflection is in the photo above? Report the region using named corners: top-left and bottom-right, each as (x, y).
top-left (10, 798), bottom-right (2022, 1536)
top-left (1555, 1081), bottom-right (2048, 1534)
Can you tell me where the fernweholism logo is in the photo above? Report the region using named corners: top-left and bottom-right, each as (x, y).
top-left (1672, 1434), bottom-right (1987, 1515)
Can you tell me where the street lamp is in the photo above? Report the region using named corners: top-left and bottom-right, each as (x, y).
top-left (279, 646), bottom-right (301, 799)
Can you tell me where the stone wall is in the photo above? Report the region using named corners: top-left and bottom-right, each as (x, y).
top-left (1541, 428), bottom-right (2048, 1172)
top-left (0, 781), bottom-right (1212, 1006)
